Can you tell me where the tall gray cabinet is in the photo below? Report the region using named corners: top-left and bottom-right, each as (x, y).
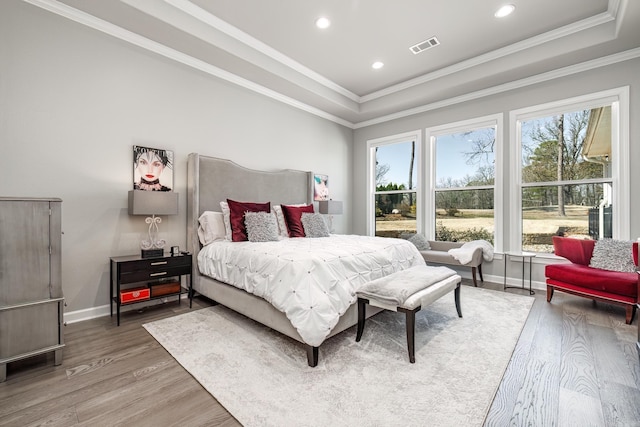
top-left (0, 197), bottom-right (64, 382)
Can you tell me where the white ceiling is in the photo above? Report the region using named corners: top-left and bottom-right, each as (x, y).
top-left (27, 0), bottom-right (640, 127)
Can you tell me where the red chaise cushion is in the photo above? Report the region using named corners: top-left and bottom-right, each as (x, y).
top-left (545, 263), bottom-right (637, 299)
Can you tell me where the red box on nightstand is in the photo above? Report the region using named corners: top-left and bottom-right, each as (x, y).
top-left (120, 286), bottom-right (150, 303)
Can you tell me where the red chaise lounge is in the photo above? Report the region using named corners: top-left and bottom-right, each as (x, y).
top-left (545, 236), bottom-right (639, 324)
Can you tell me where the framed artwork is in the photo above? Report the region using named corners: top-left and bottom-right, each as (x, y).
top-left (133, 145), bottom-right (174, 191)
top-left (313, 174), bottom-right (329, 201)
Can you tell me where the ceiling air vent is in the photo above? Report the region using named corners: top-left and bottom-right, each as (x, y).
top-left (409, 36), bottom-right (440, 54)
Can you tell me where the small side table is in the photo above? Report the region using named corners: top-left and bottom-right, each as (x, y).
top-left (110, 253), bottom-right (192, 325)
top-left (504, 251), bottom-right (536, 295)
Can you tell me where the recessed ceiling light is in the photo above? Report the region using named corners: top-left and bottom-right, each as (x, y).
top-left (494, 4), bottom-right (515, 18)
top-left (372, 61), bottom-right (384, 70)
top-left (315, 17), bottom-right (331, 29)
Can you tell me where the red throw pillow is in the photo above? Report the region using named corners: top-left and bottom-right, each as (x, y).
top-left (227, 199), bottom-right (270, 242)
top-left (552, 236), bottom-right (595, 266)
top-left (281, 204), bottom-right (314, 237)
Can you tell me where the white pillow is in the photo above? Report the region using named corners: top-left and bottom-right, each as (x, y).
top-left (271, 205), bottom-right (288, 238)
top-left (197, 211), bottom-right (226, 245)
top-left (219, 201), bottom-right (232, 241)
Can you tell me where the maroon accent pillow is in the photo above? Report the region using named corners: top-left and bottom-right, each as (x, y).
top-left (281, 204), bottom-right (314, 237)
top-left (552, 236), bottom-right (595, 266)
top-left (227, 199), bottom-right (270, 242)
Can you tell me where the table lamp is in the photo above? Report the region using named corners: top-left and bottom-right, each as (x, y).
top-left (318, 200), bottom-right (343, 233)
top-left (128, 190), bottom-right (179, 258)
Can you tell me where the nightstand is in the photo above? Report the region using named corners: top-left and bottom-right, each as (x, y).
top-left (110, 253), bottom-right (192, 325)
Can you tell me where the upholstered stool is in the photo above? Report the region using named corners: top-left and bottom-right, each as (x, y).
top-left (356, 265), bottom-right (462, 363)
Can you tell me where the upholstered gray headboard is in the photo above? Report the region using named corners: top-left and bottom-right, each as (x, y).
top-left (186, 153), bottom-right (313, 269)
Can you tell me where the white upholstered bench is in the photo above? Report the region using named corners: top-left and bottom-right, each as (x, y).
top-left (356, 265), bottom-right (462, 363)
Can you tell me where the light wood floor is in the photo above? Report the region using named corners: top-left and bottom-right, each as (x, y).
top-left (1, 281), bottom-right (639, 426)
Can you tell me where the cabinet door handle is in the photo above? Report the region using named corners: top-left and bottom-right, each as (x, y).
top-left (150, 272), bottom-right (167, 277)
top-left (150, 261), bottom-right (168, 266)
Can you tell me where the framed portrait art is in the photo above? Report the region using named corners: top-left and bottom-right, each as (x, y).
top-left (133, 145), bottom-right (174, 192)
top-left (313, 174), bottom-right (329, 201)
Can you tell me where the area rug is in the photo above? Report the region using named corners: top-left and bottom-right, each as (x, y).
top-left (143, 286), bottom-right (533, 427)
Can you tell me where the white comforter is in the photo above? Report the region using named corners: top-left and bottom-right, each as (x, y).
top-left (198, 235), bottom-right (423, 346)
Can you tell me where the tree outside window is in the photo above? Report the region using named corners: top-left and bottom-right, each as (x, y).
top-left (520, 106), bottom-right (612, 252)
top-left (373, 140), bottom-right (417, 237)
top-left (433, 126), bottom-right (496, 244)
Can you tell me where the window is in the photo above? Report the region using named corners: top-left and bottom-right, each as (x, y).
top-left (367, 131), bottom-right (420, 237)
top-left (426, 115), bottom-right (502, 248)
top-left (511, 88), bottom-right (629, 253)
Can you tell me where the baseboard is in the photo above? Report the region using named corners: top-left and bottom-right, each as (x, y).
top-left (64, 294), bottom-right (190, 324)
top-left (64, 304), bottom-right (110, 324)
top-left (456, 270), bottom-right (545, 292)
top-left (64, 274), bottom-right (543, 325)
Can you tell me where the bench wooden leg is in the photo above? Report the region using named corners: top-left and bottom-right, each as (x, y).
top-left (471, 267), bottom-right (478, 287)
top-left (398, 306), bottom-right (421, 363)
top-left (404, 309), bottom-right (417, 363)
top-left (356, 298), bottom-right (367, 342)
top-left (478, 264), bottom-right (484, 282)
top-left (454, 283), bottom-right (462, 318)
top-left (547, 286), bottom-right (554, 302)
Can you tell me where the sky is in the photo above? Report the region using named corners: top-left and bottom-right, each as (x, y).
top-left (377, 129), bottom-right (494, 188)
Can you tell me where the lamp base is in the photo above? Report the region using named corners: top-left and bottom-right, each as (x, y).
top-left (141, 248), bottom-right (164, 258)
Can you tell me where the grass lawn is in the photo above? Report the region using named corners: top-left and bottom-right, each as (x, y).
top-left (376, 205), bottom-right (595, 252)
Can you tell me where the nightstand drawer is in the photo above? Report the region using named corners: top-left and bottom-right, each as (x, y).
top-left (119, 265), bottom-right (190, 284)
top-left (118, 255), bottom-right (190, 273)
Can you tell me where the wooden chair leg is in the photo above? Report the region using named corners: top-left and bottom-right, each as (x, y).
top-left (625, 304), bottom-right (636, 325)
top-left (471, 267), bottom-right (478, 287)
top-left (546, 286), bottom-right (554, 302)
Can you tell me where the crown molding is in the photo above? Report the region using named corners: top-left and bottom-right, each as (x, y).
top-left (360, 7), bottom-right (619, 102)
top-left (24, 0), bottom-right (355, 128)
top-left (354, 47), bottom-right (640, 129)
top-left (23, 0), bottom-right (636, 130)
top-left (163, 0), bottom-right (360, 103)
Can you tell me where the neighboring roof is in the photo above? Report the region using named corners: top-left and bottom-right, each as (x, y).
top-left (583, 106), bottom-right (612, 160)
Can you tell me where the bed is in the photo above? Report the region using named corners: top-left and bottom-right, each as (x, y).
top-left (186, 154), bottom-right (440, 366)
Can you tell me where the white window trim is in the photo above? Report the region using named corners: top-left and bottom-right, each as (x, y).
top-left (425, 114), bottom-right (504, 251)
top-left (508, 86), bottom-right (630, 252)
top-left (366, 130), bottom-right (422, 236)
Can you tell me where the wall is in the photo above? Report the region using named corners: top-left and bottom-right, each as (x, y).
top-left (353, 58), bottom-right (640, 287)
top-left (0, 1), bottom-right (353, 319)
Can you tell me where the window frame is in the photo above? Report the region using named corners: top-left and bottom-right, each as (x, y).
top-left (366, 130), bottom-right (422, 237)
top-left (425, 114), bottom-right (504, 251)
top-left (509, 87), bottom-right (630, 253)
